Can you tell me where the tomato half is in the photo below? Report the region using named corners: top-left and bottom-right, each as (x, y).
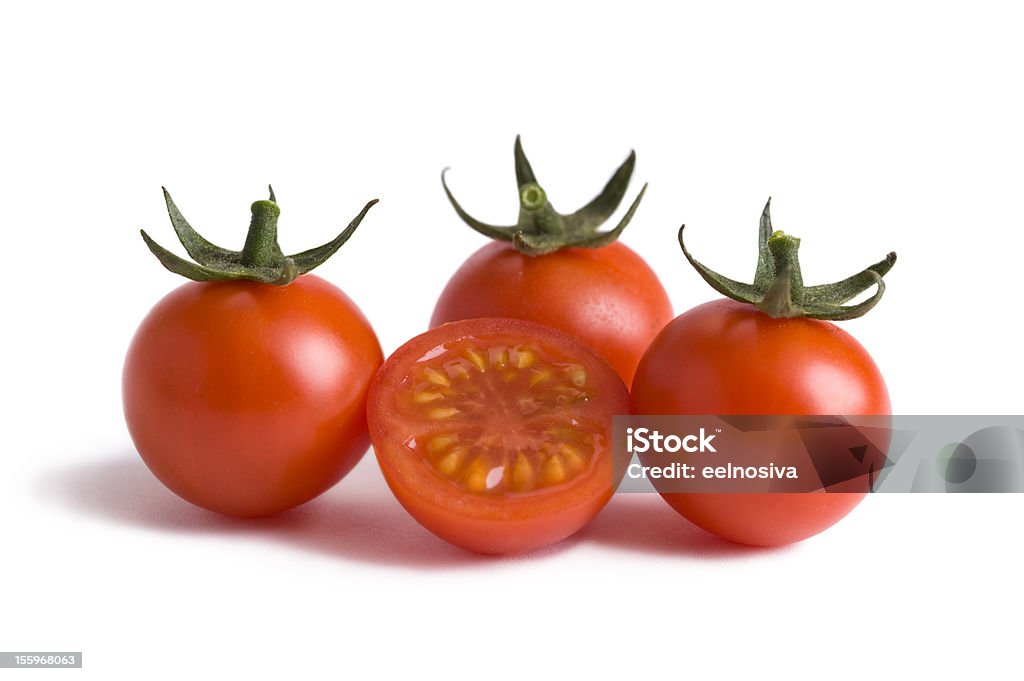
top-left (431, 241), bottom-right (672, 386)
top-left (123, 274), bottom-right (383, 517)
top-left (630, 299), bottom-right (891, 546)
top-left (368, 318), bottom-right (632, 554)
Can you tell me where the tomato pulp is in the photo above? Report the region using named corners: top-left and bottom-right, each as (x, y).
top-left (368, 318), bottom-right (632, 554)
top-left (123, 274), bottom-right (383, 517)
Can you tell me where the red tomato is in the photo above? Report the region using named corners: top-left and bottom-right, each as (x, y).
top-left (123, 274), bottom-right (383, 517)
top-left (368, 317), bottom-right (632, 554)
top-left (431, 241), bottom-right (672, 386)
top-left (631, 299), bottom-right (891, 546)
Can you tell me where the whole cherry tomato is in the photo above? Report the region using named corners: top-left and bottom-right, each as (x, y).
top-left (432, 137), bottom-right (672, 385)
top-left (123, 188), bottom-right (383, 517)
top-left (631, 199), bottom-right (896, 546)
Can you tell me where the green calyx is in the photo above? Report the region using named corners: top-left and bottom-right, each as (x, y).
top-left (140, 186), bottom-right (378, 286)
top-left (441, 135), bottom-right (647, 256)
top-left (679, 198), bottom-right (897, 321)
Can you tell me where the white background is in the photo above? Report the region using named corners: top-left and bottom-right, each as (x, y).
top-left (3, 1), bottom-right (1023, 679)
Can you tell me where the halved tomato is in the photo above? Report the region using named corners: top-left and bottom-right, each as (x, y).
top-left (367, 318), bottom-right (632, 554)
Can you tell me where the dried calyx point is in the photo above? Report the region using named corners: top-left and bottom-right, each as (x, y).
top-left (140, 186), bottom-right (378, 286)
top-left (441, 135), bottom-right (647, 256)
top-left (679, 198), bottom-right (897, 321)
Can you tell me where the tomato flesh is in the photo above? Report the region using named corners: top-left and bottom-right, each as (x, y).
top-left (368, 318), bottom-right (632, 554)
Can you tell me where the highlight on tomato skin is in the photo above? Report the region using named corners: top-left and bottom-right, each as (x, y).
top-left (367, 317), bottom-right (633, 555)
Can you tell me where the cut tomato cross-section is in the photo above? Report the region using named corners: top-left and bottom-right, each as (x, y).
top-left (368, 318), bottom-right (632, 554)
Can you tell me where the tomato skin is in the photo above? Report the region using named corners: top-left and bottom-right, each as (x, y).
top-left (123, 274), bottom-right (383, 517)
top-left (630, 299), bottom-right (891, 546)
top-left (431, 241), bottom-right (672, 386)
top-left (368, 318), bottom-right (633, 555)
top-left (376, 467), bottom-right (613, 555)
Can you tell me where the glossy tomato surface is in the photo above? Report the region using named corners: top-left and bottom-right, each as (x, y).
top-left (368, 318), bottom-right (632, 554)
top-left (431, 241), bottom-right (672, 386)
top-left (123, 274), bottom-right (383, 517)
top-left (631, 299), bottom-right (890, 546)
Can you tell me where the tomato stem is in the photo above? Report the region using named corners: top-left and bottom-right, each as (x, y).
top-left (679, 198), bottom-right (897, 321)
top-left (519, 183), bottom-right (547, 212)
top-left (241, 200), bottom-right (285, 269)
top-left (442, 135), bottom-right (647, 256)
top-left (140, 187), bottom-right (378, 286)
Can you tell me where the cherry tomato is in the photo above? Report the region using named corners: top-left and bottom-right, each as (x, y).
top-left (431, 241), bottom-right (672, 386)
top-left (435, 137), bottom-right (673, 386)
top-left (125, 189), bottom-right (383, 517)
top-left (368, 318), bottom-right (632, 554)
top-left (124, 275), bottom-right (382, 517)
top-left (632, 298), bottom-right (890, 546)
